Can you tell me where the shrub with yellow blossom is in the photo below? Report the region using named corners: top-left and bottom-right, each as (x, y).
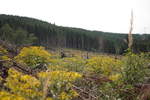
top-left (0, 68), bottom-right (82, 100)
top-left (0, 45), bottom-right (10, 61)
top-left (0, 46), bottom-right (8, 55)
top-left (0, 45), bottom-right (12, 73)
top-left (15, 46), bottom-right (51, 68)
top-left (0, 91), bottom-right (26, 100)
top-left (4, 68), bottom-right (42, 100)
top-left (38, 70), bottom-right (82, 100)
top-left (85, 56), bottom-right (122, 78)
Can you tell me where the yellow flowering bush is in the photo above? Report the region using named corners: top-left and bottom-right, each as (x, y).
top-left (5, 68), bottom-right (42, 100)
top-left (47, 58), bottom-right (68, 71)
top-left (0, 76), bottom-right (3, 83)
top-left (0, 45), bottom-right (12, 68)
top-left (38, 71), bottom-right (82, 82)
top-left (59, 90), bottom-right (78, 100)
top-left (38, 70), bottom-right (82, 100)
top-left (108, 73), bottom-right (122, 81)
top-left (0, 45), bottom-right (10, 60)
top-left (0, 46), bottom-right (8, 55)
top-left (15, 46), bottom-right (51, 68)
top-left (0, 68), bottom-right (82, 100)
top-left (46, 97), bottom-right (53, 100)
top-left (85, 56), bottom-right (122, 77)
top-left (0, 91), bottom-right (26, 100)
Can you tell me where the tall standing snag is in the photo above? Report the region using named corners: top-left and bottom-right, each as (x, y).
top-left (128, 10), bottom-right (134, 49)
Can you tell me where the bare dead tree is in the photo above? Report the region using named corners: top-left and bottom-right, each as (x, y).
top-left (128, 10), bottom-right (134, 49)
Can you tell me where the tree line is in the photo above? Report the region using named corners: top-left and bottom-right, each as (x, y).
top-left (0, 14), bottom-right (150, 54)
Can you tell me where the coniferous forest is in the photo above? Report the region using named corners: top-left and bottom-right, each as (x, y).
top-left (0, 14), bottom-right (150, 54)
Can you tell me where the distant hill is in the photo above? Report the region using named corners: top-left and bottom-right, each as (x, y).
top-left (0, 14), bottom-right (150, 54)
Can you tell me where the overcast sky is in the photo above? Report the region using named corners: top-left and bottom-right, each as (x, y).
top-left (0, 0), bottom-right (150, 34)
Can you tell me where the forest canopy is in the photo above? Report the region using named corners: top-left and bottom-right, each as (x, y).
top-left (0, 14), bottom-right (150, 54)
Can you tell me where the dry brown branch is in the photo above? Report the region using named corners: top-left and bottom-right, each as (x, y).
top-left (83, 74), bottom-right (112, 84)
top-left (41, 70), bottom-right (51, 100)
top-left (135, 84), bottom-right (150, 100)
top-left (72, 85), bottom-right (99, 100)
top-left (72, 74), bottom-right (113, 100)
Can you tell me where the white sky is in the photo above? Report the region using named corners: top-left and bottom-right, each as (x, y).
top-left (0, 0), bottom-right (150, 34)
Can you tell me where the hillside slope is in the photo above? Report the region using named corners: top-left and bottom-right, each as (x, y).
top-left (0, 14), bottom-right (150, 54)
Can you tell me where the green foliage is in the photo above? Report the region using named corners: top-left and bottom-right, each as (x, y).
top-left (61, 57), bottom-right (86, 72)
top-left (0, 24), bottom-right (14, 42)
top-left (0, 24), bottom-right (37, 46)
top-left (122, 52), bottom-right (149, 85)
top-left (12, 28), bottom-right (37, 46)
